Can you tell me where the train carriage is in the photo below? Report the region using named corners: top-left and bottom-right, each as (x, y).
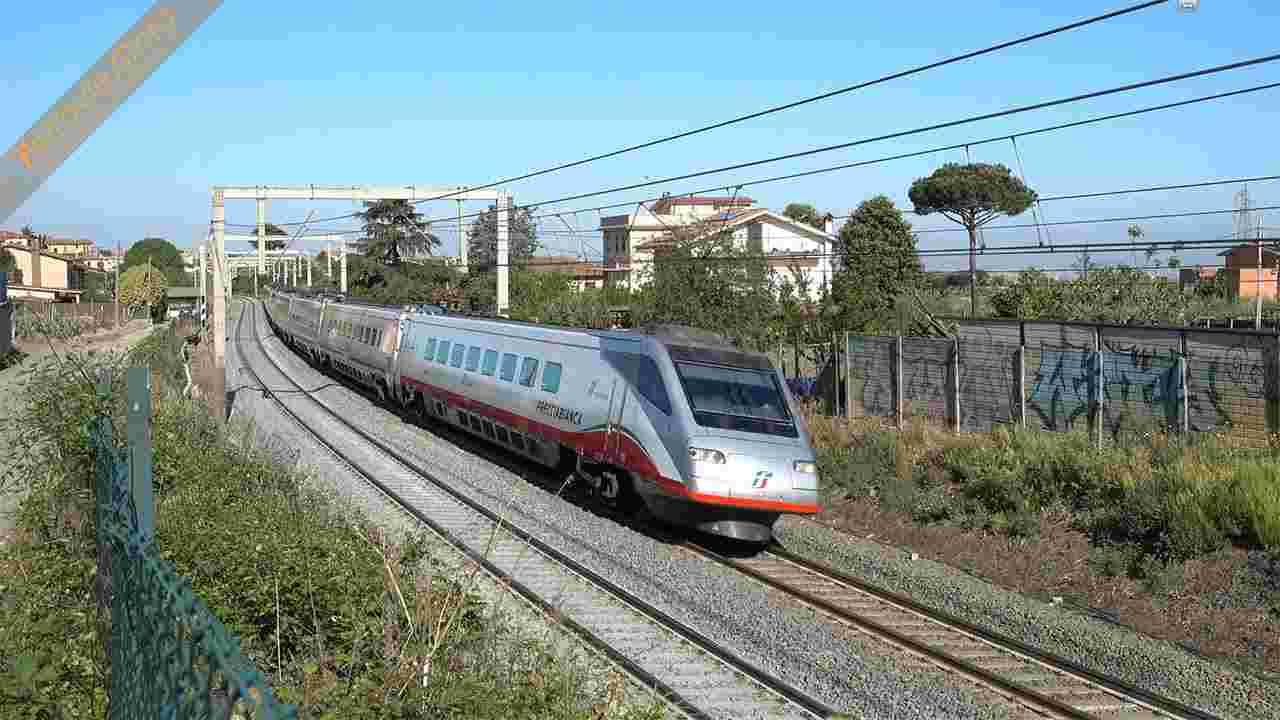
top-left (262, 290), bottom-right (820, 543)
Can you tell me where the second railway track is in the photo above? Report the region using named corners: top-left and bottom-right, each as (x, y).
top-left (239, 298), bottom-right (1230, 720)
top-left (233, 300), bottom-right (834, 720)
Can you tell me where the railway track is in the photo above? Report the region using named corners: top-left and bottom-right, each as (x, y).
top-left (233, 301), bottom-right (834, 720)
top-left (683, 544), bottom-right (1221, 720)
top-left (245, 299), bottom-right (1227, 720)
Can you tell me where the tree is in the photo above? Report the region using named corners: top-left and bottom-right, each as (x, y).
top-left (630, 215), bottom-right (778, 350)
top-left (783, 203), bottom-right (824, 229)
top-left (829, 195), bottom-right (925, 334)
top-left (123, 237), bottom-right (188, 285)
top-left (1129, 223), bottom-right (1146, 266)
top-left (0, 247), bottom-right (20, 284)
top-left (119, 262), bottom-right (168, 312)
top-left (355, 199), bottom-right (439, 266)
top-left (467, 204), bottom-right (540, 272)
top-left (908, 163), bottom-right (1036, 317)
top-left (247, 222), bottom-right (289, 251)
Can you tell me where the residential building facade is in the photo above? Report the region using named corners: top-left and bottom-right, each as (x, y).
top-left (525, 255), bottom-right (605, 291)
top-left (1210, 244), bottom-right (1279, 300)
top-left (0, 238), bottom-right (85, 301)
top-left (600, 196), bottom-right (837, 301)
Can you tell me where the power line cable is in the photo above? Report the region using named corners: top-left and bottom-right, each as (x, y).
top-left (391, 0), bottom-right (1170, 206)
top-left (257, 45), bottom-right (1271, 231)
top-left (428, 79), bottom-right (1280, 229)
top-left (413, 53), bottom-right (1280, 227)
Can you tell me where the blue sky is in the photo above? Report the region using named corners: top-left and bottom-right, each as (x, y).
top-left (3, 0), bottom-right (1279, 274)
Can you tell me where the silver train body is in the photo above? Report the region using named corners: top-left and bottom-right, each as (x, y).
top-left (263, 289), bottom-right (821, 542)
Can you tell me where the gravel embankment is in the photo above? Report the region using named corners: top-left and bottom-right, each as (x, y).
top-left (226, 303), bottom-right (669, 717)
top-left (774, 517), bottom-right (1280, 720)
top-left (247, 303), bottom-right (1059, 720)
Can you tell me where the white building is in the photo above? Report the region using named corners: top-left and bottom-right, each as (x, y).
top-left (600, 195), bottom-right (837, 301)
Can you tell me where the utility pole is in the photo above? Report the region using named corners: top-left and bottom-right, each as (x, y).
top-left (327, 240), bottom-right (333, 279)
top-left (306, 252), bottom-right (312, 287)
top-left (497, 192), bottom-right (510, 317)
top-left (340, 240), bottom-right (348, 293)
top-left (457, 195), bottom-right (467, 274)
top-left (211, 189), bottom-right (226, 420)
top-left (114, 238), bottom-right (121, 328)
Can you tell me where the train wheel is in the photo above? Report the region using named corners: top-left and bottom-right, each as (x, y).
top-left (596, 469), bottom-right (640, 514)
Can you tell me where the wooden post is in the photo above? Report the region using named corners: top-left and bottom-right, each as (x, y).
top-left (126, 366), bottom-right (154, 542)
top-left (895, 334), bottom-right (904, 429)
top-left (952, 336), bottom-right (961, 432)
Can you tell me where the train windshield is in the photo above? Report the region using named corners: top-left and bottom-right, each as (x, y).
top-left (673, 361), bottom-right (798, 438)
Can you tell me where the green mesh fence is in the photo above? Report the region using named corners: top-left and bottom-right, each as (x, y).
top-left (89, 373), bottom-right (297, 720)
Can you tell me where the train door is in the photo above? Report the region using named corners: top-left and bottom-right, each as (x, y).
top-left (601, 340), bottom-right (635, 465)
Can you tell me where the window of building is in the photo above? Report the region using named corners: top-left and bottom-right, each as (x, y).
top-left (465, 346), bottom-right (482, 372)
top-left (435, 340), bottom-right (451, 364)
top-left (500, 353), bottom-right (518, 382)
top-left (518, 357), bottom-right (539, 387)
top-left (451, 344), bottom-right (466, 368)
top-left (542, 362), bottom-right (562, 393)
top-left (481, 349), bottom-right (498, 376)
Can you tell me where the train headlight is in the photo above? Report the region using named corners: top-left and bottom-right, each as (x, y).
top-left (688, 447), bottom-right (726, 465)
top-left (793, 460), bottom-right (816, 474)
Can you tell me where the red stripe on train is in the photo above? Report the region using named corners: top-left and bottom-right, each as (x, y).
top-left (400, 375), bottom-right (819, 515)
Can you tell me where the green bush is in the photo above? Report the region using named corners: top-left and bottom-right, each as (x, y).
top-left (1, 341), bottom-right (668, 720)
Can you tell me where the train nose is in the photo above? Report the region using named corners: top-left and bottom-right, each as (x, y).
top-left (687, 443), bottom-right (818, 500)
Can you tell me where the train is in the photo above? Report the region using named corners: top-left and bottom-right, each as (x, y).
top-left (261, 288), bottom-right (821, 543)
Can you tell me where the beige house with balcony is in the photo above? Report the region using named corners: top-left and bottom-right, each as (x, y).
top-left (600, 195), bottom-right (837, 301)
top-left (1, 239), bottom-right (84, 301)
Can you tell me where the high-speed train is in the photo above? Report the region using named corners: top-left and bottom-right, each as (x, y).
top-left (262, 288), bottom-right (820, 543)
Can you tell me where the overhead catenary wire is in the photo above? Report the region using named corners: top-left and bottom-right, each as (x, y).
top-left (254, 52), bottom-right (1279, 232)
top-left (325, 1), bottom-right (1171, 212)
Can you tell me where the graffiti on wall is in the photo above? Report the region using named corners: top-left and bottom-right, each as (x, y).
top-left (844, 323), bottom-right (1279, 439)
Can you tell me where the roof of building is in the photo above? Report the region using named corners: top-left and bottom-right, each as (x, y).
top-left (636, 208), bottom-right (835, 250)
top-left (525, 255), bottom-right (604, 277)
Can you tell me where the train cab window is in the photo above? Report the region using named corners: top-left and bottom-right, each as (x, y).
top-left (518, 357), bottom-right (539, 387)
top-left (499, 353), bottom-right (518, 382)
top-left (541, 362), bottom-right (563, 394)
top-left (481, 349), bottom-right (498, 376)
top-left (435, 340), bottom-right (451, 364)
top-left (424, 338), bottom-right (437, 360)
top-left (465, 346), bottom-right (482, 372)
top-left (450, 344), bottom-right (466, 368)
top-left (634, 356), bottom-right (672, 415)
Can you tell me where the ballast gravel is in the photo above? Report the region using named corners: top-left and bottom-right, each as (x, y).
top-left (225, 305), bottom-right (668, 718)
top-left (248, 305), bottom-right (1052, 720)
top-left (772, 517), bottom-right (1280, 720)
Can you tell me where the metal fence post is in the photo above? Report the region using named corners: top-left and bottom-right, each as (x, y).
top-left (93, 367), bottom-right (113, 676)
top-left (1093, 327), bottom-right (1104, 447)
top-left (1180, 331), bottom-right (1190, 435)
top-left (952, 336), bottom-right (961, 433)
top-left (895, 334), bottom-right (904, 430)
top-left (126, 366), bottom-right (154, 542)
top-left (844, 332), bottom-right (853, 421)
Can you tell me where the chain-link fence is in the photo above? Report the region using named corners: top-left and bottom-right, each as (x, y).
top-left (90, 367), bottom-right (295, 720)
top-left (834, 318), bottom-right (1280, 445)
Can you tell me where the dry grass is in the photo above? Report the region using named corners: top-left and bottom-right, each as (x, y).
top-left (804, 404), bottom-right (1280, 678)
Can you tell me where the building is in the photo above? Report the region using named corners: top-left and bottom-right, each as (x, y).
top-left (0, 238), bottom-right (85, 302)
top-left (600, 196), bottom-right (837, 301)
top-left (81, 253), bottom-right (120, 274)
top-left (1212, 243), bottom-right (1280, 299)
top-left (45, 237), bottom-right (95, 258)
top-left (600, 195), bottom-right (756, 291)
top-left (525, 255), bottom-right (605, 291)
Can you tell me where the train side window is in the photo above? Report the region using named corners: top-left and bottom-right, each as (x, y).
top-left (634, 356), bottom-right (672, 414)
top-left (481, 349), bottom-right (498, 376)
top-left (465, 346), bottom-right (482, 372)
top-left (450, 344), bottom-right (466, 368)
top-left (424, 337), bottom-right (437, 360)
top-left (541, 362), bottom-right (563, 394)
top-left (435, 340), bottom-right (451, 364)
top-left (499, 353), bottom-right (518, 382)
top-left (518, 357), bottom-right (539, 387)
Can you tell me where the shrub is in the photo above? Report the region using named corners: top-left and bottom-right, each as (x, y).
top-left (1, 337), bottom-right (668, 720)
